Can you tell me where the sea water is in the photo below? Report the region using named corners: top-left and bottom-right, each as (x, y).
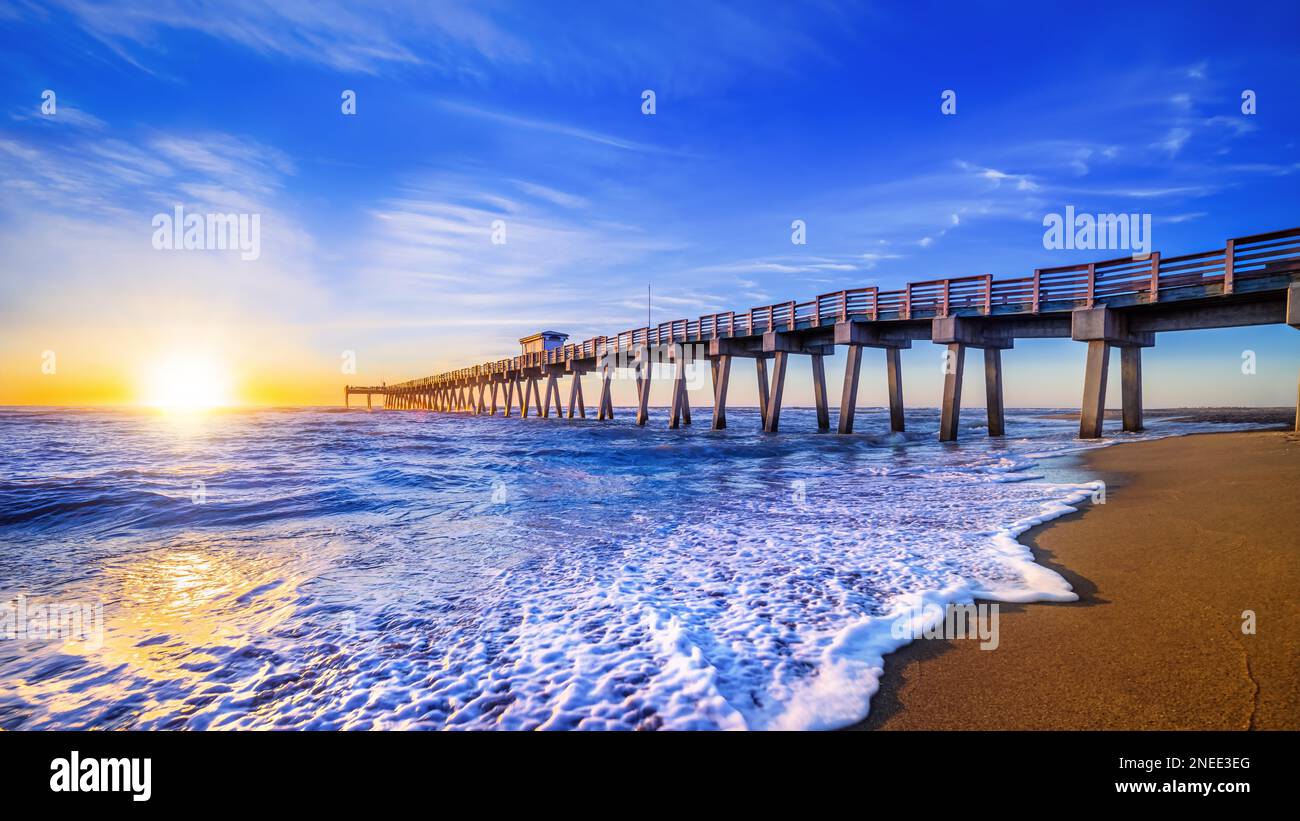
top-left (0, 406), bottom-right (1262, 730)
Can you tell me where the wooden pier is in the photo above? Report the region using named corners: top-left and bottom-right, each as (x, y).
top-left (346, 226), bottom-right (1300, 439)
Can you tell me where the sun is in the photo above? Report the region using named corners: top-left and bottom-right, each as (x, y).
top-left (141, 352), bottom-right (235, 411)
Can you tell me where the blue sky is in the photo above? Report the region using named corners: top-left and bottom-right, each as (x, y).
top-left (2, 0), bottom-right (1299, 408)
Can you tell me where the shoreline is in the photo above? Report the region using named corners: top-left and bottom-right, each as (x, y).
top-left (853, 427), bottom-right (1300, 731)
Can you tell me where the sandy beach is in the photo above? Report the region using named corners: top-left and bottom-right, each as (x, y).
top-left (857, 428), bottom-right (1300, 730)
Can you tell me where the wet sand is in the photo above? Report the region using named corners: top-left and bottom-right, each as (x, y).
top-left (856, 429), bottom-right (1300, 730)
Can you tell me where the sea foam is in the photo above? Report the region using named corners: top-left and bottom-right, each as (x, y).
top-left (0, 406), bottom-right (1267, 730)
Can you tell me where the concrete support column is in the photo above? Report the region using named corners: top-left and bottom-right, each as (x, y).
top-left (1121, 346), bottom-right (1143, 432)
top-left (669, 345), bottom-right (692, 427)
top-left (984, 348), bottom-right (1005, 437)
top-left (939, 343), bottom-right (965, 442)
top-left (490, 382), bottom-right (499, 415)
top-left (1080, 340), bottom-right (1110, 439)
top-left (811, 352), bottom-right (830, 432)
top-left (838, 345), bottom-right (863, 434)
top-left (711, 355), bottom-right (731, 430)
top-left (635, 347), bottom-right (652, 426)
top-left (886, 347), bottom-right (905, 433)
top-left (366, 393), bottom-right (371, 410)
top-left (755, 357), bottom-right (770, 426)
top-left (598, 370), bottom-right (614, 420)
top-left (542, 374), bottom-right (559, 418)
top-left (669, 351), bottom-right (687, 430)
top-left (1289, 283), bottom-right (1300, 432)
top-left (568, 373), bottom-right (586, 419)
top-left (763, 352), bottom-right (788, 433)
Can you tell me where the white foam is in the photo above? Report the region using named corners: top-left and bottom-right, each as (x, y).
top-left (0, 408), bottom-right (1272, 731)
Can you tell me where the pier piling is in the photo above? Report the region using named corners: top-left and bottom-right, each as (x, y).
top-left (763, 352), bottom-right (789, 433)
top-left (939, 343), bottom-right (966, 442)
top-left (711, 355), bottom-right (732, 429)
top-left (837, 345), bottom-right (863, 434)
top-left (1080, 340), bottom-right (1110, 439)
top-left (984, 348), bottom-right (1005, 437)
top-left (811, 353), bottom-right (830, 431)
top-left (886, 347), bottom-right (905, 433)
top-left (635, 346), bottom-right (652, 426)
top-left (1121, 346), bottom-right (1143, 432)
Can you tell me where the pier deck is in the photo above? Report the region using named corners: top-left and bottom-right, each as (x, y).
top-left (347, 226), bottom-right (1300, 439)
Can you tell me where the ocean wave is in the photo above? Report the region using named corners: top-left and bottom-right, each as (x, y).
top-left (0, 406), bottom-right (1269, 729)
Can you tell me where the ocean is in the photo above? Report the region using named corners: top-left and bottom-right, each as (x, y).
top-left (0, 406), bottom-right (1260, 730)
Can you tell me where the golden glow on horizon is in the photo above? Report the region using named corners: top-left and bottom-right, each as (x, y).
top-left (140, 351), bottom-right (235, 411)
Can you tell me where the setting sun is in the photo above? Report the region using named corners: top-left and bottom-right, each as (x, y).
top-left (141, 352), bottom-right (235, 410)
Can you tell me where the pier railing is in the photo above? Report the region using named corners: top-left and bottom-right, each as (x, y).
top-left (388, 227), bottom-right (1300, 389)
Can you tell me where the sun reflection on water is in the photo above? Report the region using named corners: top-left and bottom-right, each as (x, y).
top-left (13, 539), bottom-right (313, 728)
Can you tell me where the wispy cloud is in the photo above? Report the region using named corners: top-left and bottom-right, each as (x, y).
top-left (43, 0), bottom-right (519, 74)
top-left (1154, 126), bottom-right (1192, 156)
top-left (438, 100), bottom-right (673, 154)
top-left (0, 131), bottom-right (293, 216)
top-left (11, 104), bottom-right (107, 131)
